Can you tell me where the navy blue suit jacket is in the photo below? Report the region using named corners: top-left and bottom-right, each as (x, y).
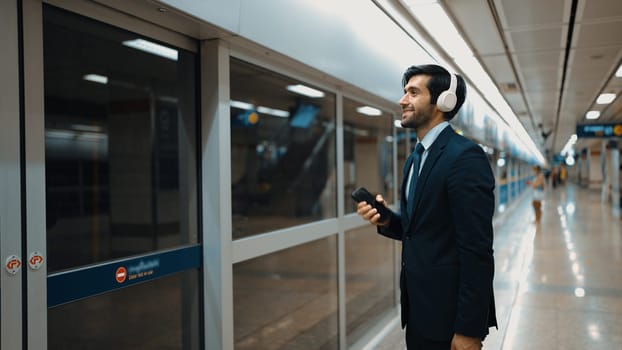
top-left (379, 125), bottom-right (497, 341)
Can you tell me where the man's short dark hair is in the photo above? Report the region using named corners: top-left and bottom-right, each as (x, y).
top-left (402, 64), bottom-right (466, 121)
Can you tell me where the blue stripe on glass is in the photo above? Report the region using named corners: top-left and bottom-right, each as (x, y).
top-left (47, 245), bottom-right (201, 307)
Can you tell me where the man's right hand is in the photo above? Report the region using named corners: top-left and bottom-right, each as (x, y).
top-left (356, 194), bottom-right (390, 226)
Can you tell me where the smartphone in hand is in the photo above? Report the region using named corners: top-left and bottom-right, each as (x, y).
top-left (351, 187), bottom-right (391, 222)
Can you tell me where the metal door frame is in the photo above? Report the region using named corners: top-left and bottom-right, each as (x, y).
top-left (1, 0), bottom-right (24, 349)
top-left (18, 1), bottom-right (203, 348)
top-left (22, 1), bottom-right (47, 348)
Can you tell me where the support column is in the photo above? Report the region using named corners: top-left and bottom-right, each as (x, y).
top-left (201, 39), bottom-right (234, 350)
top-left (601, 140), bottom-right (609, 202)
top-left (588, 147), bottom-right (602, 189)
top-left (609, 141), bottom-right (620, 218)
top-left (578, 148), bottom-right (588, 187)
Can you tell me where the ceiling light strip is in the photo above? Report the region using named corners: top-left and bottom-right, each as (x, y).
top-left (122, 39), bottom-right (178, 61)
top-left (398, 0), bottom-right (545, 164)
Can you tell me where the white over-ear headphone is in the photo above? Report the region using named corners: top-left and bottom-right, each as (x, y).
top-left (436, 73), bottom-right (457, 112)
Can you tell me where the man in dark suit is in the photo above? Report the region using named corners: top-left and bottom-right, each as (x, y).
top-left (357, 64), bottom-right (497, 349)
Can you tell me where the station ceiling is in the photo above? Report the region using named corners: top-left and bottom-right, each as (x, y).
top-left (440, 0), bottom-right (622, 157)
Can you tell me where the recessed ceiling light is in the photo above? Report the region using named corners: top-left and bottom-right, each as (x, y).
top-left (616, 64), bottom-right (622, 77)
top-left (585, 111), bottom-right (600, 120)
top-left (71, 124), bottom-right (102, 132)
top-left (257, 106), bottom-right (290, 118)
top-left (230, 100), bottom-right (254, 110)
top-left (83, 74), bottom-right (108, 84)
top-left (122, 39), bottom-right (178, 61)
top-left (286, 84), bottom-right (325, 98)
top-left (596, 93), bottom-right (616, 104)
top-left (356, 106), bottom-right (382, 116)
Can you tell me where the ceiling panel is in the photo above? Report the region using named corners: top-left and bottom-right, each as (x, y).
top-left (480, 54), bottom-right (516, 83)
top-left (437, 0), bottom-right (622, 157)
top-left (599, 99), bottom-right (622, 123)
top-left (605, 98), bottom-right (622, 122)
top-left (565, 81), bottom-right (613, 109)
top-left (581, 0), bottom-right (622, 21)
top-left (566, 48), bottom-right (620, 110)
top-left (526, 91), bottom-right (558, 108)
top-left (513, 51), bottom-right (563, 71)
top-left (562, 91), bottom-right (600, 108)
top-left (608, 76), bottom-right (622, 89)
top-left (574, 21), bottom-right (622, 48)
top-left (521, 100), bottom-right (558, 123)
top-left (497, 0), bottom-right (565, 28)
top-left (508, 27), bottom-right (564, 52)
top-left (554, 125), bottom-right (577, 149)
top-left (565, 63), bottom-right (612, 84)
top-left (529, 106), bottom-right (557, 117)
top-left (445, 0), bottom-right (505, 55)
top-left (502, 92), bottom-right (528, 114)
top-left (559, 91), bottom-right (594, 112)
top-left (569, 47), bottom-right (620, 71)
top-left (520, 69), bottom-right (559, 91)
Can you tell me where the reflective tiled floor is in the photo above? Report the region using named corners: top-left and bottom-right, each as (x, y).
top-left (376, 183), bottom-right (622, 349)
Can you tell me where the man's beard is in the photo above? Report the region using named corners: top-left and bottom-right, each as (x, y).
top-left (401, 107), bottom-right (432, 130)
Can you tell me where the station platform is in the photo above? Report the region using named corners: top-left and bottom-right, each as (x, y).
top-left (373, 182), bottom-right (622, 349)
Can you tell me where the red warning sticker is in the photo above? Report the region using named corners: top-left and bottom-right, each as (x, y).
top-left (5, 256), bottom-right (22, 275)
top-left (115, 266), bottom-right (127, 283)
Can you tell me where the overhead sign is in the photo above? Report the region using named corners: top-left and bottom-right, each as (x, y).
top-left (576, 123), bottom-right (622, 138)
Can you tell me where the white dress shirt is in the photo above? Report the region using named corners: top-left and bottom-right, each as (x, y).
top-left (405, 121), bottom-right (450, 200)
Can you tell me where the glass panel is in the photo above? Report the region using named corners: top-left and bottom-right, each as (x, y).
top-left (343, 97), bottom-right (394, 214)
top-left (498, 150), bottom-right (508, 209)
top-left (48, 271), bottom-right (200, 349)
top-left (345, 226), bottom-right (396, 346)
top-left (233, 237), bottom-right (339, 349)
top-left (230, 58), bottom-right (337, 239)
top-left (43, 5), bottom-right (198, 272)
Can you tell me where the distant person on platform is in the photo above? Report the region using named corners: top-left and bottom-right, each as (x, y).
top-left (543, 168), bottom-right (551, 186)
top-left (357, 64), bottom-right (497, 350)
top-left (529, 165), bottom-right (546, 222)
top-left (551, 166), bottom-right (559, 189)
top-left (559, 164), bottom-right (567, 185)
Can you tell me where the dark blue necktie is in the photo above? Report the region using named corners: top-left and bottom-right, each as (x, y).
top-left (407, 143), bottom-right (425, 216)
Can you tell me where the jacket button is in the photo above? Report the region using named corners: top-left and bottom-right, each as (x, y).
top-left (405, 235), bottom-right (411, 240)
top-left (401, 261), bottom-right (405, 266)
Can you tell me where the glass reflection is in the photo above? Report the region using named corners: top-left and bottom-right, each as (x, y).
top-left (343, 97), bottom-right (394, 214)
top-left (345, 225), bottom-right (396, 346)
top-left (48, 271), bottom-right (200, 349)
top-left (230, 59), bottom-right (337, 239)
top-left (233, 237), bottom-right (339, 349)
top-left (43, 5), bottom-right (198, 272)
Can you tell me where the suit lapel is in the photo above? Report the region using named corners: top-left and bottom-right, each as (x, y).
top-left (405, 126), bottom-right (453, 230)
